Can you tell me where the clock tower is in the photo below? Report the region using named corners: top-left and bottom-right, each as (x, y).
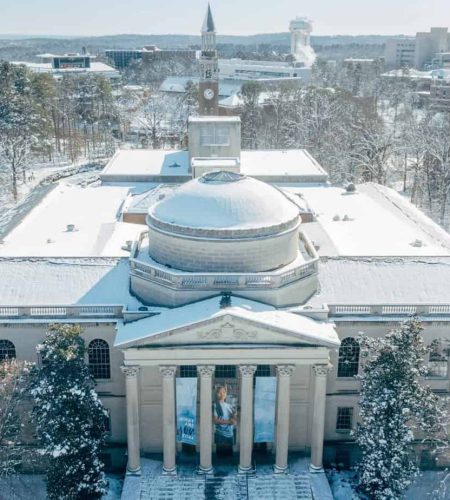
top-left (199, 3), bottom-right (219, 115)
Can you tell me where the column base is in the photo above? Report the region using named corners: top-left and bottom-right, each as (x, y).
top-left (162, 466), bottom-right (177, 476)
top-left (197, 465), bottom-right (214, 475)
top-left (273, 464), bottom-right (289, 474)
top-left (238, 465), bottom-right (255, 475)
top-left (126, 466), bottom-right (142, 476)
top-left (309, 463), bottom-right (324, 473)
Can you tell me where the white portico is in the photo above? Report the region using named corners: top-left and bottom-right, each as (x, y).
top-left (116, 297), bottom-right (339, 475)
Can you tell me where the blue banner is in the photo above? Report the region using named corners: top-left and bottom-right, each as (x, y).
top-left (254, 377), bottom-right (277, 443)
top-left (176, 377), bottom-right (197, 445)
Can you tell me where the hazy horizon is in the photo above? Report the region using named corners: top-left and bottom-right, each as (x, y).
top-left (0, 0), bottom-right (448, 38)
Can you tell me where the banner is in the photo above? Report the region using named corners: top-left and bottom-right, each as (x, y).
top-left (254, 376), bottom-right (277, 443)
top-left (176, 377), bottom-right (197, 445)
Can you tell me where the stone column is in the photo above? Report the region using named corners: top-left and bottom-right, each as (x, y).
top-left (274, 365), bottom-right (295, 474)
top-left (159, 365), bottom-right (177, 475)
top-left (310, 364), bottom-right (330, 472)
top-left (121, 365), bottom-right (141, 475)
top-left (197, 365), bottom-right (215, 474)
top-left (238, 364), bottom-right (257, 473)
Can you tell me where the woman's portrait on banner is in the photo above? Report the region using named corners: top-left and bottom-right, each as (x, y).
top-left (213, 385), bottom-right (236, 448)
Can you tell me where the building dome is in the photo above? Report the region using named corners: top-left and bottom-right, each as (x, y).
top-left (145, 172), bottom-right (301, 273)
top-left (148, 171), bottom-right (299, 238)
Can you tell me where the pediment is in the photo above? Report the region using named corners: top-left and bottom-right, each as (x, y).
top-left (116, 311), bottom-right (338, 349)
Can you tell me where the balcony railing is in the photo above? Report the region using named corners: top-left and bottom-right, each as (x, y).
top-left (328, 304), bottom-right (450, 317)
top-left (129, 231), bottom-right (319, 291)
top-left (0, 304), bottom-right (124, 319)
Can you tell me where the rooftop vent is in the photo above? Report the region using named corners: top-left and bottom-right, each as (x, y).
top-left (158, 194), bottom-right (166, 201)
top-left (66, 224), bottom-right (76, 232)
top-left (411, 239), bottom-right (424, 247)
top-left (333, 214), bottom-right (341, 221)
top-left (169, 162), bottom-right (181, 168)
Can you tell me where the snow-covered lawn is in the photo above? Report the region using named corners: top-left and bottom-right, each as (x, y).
top-left (0, 474), bottom-right (123, 500)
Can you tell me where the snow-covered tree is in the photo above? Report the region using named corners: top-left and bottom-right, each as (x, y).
top-left (30, 324), bottom-right (108, 500)
top-left (356, 318), bottom-right (447, 500)
top-left (0, 358), bottom-right (33, 477)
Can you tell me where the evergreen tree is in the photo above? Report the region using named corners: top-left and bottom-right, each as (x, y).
top-left (356, 318), bottom-right (447, 500)
top-left (30, 324), bottom-right (108, 500)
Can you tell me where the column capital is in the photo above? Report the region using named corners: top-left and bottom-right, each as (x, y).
top-left (276, 364), bottom-right (296, 377)
top-left (313, 364), bottom-right (331, 377)
top-left (121, 365), bottom-right (140, 378)
top-left (159, 365), bottom-right (177, 378)
top-left (197, 365), bottom-right (215, 377)
top-left (238, 364), bottom-right (257, 377)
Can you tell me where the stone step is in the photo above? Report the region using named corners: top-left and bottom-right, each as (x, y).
top-left (140, 473), bottom-right (313, 500)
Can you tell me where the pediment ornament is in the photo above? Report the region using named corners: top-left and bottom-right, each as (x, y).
top-left (198, 322), bottom-right (257, 341)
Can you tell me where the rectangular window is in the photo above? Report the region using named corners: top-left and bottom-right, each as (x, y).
top-left (179, 365), bottom-right (197, 378)
top-left (215, 365), bottom-right (236, 378)
top-left (200, 125), bottom-right (230, 146)
top-left (103, 409), bottom-right (111, 434)
top-left (336, 407), bottom-right (353, 432)
top-left (255, 365), bottom-right (272, 377)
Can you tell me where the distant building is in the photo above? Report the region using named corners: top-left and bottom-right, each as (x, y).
top-left (11, 53), bottom-right (120, 83)
top-left (385, 27), bottom-right (450, 69)
top-left (289, 17), bottom-right (316, 67)
top-left (218, 59), bottom-right (312, 82)
top-left (105, 46), bottom-right (197, 70)
top-left (430, 80), bottom-right (450, 111)
top-left (385, 38), bottom-right (416, 69)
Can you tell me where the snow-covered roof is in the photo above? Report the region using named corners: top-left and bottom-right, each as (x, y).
top-left (159, 77), bottom-right (242, 97)
top-left (101, 150), bottom-right (190, 182)
top-left (11, 61), bottom-right (119, 77)
top-left (100, 149), bottom-right (328, 184)
top-left (148, 172), bottom-right (299, 231)
top-left (293, 183), bottom-right (450, 257)
top-left (306, 257), bottom-right (450, 306)
top-left (0, 184), bottom-right (145, 257)
top-left (115, 296), bottom-right (339, 348)
top-left (240, 150), bottom-right (328, 180)
top-left (0, 258), bottom-right (142, 307)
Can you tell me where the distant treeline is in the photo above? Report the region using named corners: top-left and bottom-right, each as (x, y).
top-left (0, 33), bottom-right (393, 63)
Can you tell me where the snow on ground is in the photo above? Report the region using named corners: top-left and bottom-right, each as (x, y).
top-left (0, 474), bottom-right (123, 500)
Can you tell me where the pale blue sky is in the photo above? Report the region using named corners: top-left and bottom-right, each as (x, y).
top-left (0, 0), bottom-right (449, 37)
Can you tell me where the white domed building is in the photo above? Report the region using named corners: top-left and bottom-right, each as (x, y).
top-left (1, 7), bottom-right (450, 494)
top-left (130, 171), bottom-right (319, 307)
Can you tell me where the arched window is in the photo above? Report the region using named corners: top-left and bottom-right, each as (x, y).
top-left (428, 343), bottom-right (448, 378)
top-left (88, 339), bottom-right (110, 380)
top-left (337, 338), bottom-right (360, 378)
top-left (0, 340), bottom-right (16, 361)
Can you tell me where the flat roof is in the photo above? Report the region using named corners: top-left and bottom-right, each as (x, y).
top-left (0, 184), bottom-right (145, 257)
top-left (189, 116), bottom-right (241, 123)
top-left (100, 149), bottom-right (328, 183)
top-left (306, 257), bottom-right (450, 307)
top-left (289, 183), bottom-right (450, 257)
top-left (240, 150), bottom-right (327, 178)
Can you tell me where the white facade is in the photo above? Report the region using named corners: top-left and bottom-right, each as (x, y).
top-left (1, 115), bottom-right (450, 481)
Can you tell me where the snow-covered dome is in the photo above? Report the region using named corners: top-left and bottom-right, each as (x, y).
top-left (148, 171), bottom-right (300, 238)
top-left (145, 172), bottom-right (301, 273)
